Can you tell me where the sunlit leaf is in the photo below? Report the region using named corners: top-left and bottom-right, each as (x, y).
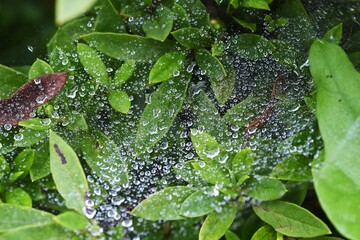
top-left (225, 230), bottom-right (241, 240)
top-left (19, 118), bottom-right (53, 131)
top-left (49, 130), bottom-right (89, 214)
top-left (149, 51), bottom-right (186, 84)
top-left (239, 0), bottom-right (270, 10)
top-left (199, 203), bottom-right (237, 240)
top-left (108, 90), bottom-right (131, 114)
top-left (131, 186), bottom-right (195, 221)
top-left (53, 211), bottom-right (89, 230)
top-left (56, 0), bottom-right (97, 25)
top-left (253, 201), bottom-right (331, 237)
top-left (28, 59), bottom-right (53, 79)
top-left (310, 39), bottom-right (360, 239)
top-left (323, 23), bottom-right (342, 45)
top-left (250, 225), bottom-right (276, 240)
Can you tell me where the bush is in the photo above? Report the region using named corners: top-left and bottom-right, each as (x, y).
top-left (0, 0), bottom-right (360, 239)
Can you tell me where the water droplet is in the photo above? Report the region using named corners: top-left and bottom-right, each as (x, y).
top-left (27, 45), bottom-right (34, 52)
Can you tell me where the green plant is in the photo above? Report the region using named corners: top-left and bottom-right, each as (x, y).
top-left (1, 0), bottom-right (360, 239)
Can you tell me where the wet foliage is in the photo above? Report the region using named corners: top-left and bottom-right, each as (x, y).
top-left (1, 0), bottom-right (360, 239)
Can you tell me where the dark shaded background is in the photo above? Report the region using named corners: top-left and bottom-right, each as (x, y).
top-left (0, 0), bottom-right (56, 66)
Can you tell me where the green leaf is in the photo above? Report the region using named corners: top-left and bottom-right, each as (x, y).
top-left (196, 49), bottom-right (232, 104)
top-left (199, 203), bottom-right (237, 240)
top-left (244, 176), bottom-right (286, 201)
top-left (55, 0), bottom-right (97, 25)
top-left (53, 211), bottom-right (89, 230)
top-left (231, 148), bottom-right (254, 183)
top-left (79, 131), bottom-right (128, 185)
top-left (81, 32), bottom-right (175, 62)
top-left (28, 59), bottom-right (54, 79)
top-left (172, 27), bottom-right (213, 49)
top-left (0, 204), bottom-right (54, 231)
top-left (191, 129), bottom-right (220, 162)
top-left (77, 43), bottom-right (108, 85)
top-left (173, 3), bottom-right (191, 30)
top-left (142, 5), bottom-right (173, 41)
top-left (108, 90), bottom-right (131, 114)
top-left (1, 223), bottom-right (70, 240)
top-left (0, 64), bottom-right (28, 98)
top-left (113, 60), bottom-right (136, 87)
top-left (5, 188), bottom-right (32, 207)
top-left (251, 225), bottom-right (276, 240)
top-left (253, 201), bottom-right (331, 237)
top-left (239, 0), bottom-right (270, 10)
top-left (13, 128), bottom-right (48, 148)
top-left (174, 161), bottom-right (206, 186)
top-left (180, 187), bottom-right (224, 217)
top-left (66, 113), bottom-right (88, 131)
top-left (232, 17), bottom-right (257, 32)
top-left (131, 186), bottom-right (195, 221)
top-left (310, 40), bottom-right (360, 239)
top-left (192, 161), bottom-right (232, 187)
top-left (135, 73), bottom-right (190, 154)
top-left (225, 230), bottom-right (241, 240)
top-left (228, 34), bottom-right (274, 59)
top-left (323, 24), bottom-right (342, 45)
top-left (0, 156), bottom-right (10, 181)
top-left (95, 0), bottom-right (126, 33)
top-left (13, 149), bottom-right (35, 180)
top-left (49, 130), bottom-right (89, 214)
top-left (271, 155), bottom-right (312, 181)
top-left (30, 141), bottom-right (50, 181)
top-left (19, 118), bottom-right (53, 131)
top-left (149, 51), bottom-right (187, 84)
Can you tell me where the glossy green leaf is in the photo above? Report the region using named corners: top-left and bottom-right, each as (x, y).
top-left (53, 211), bottom-right (89, 230)
top-left (271, 155), bottom-right (312, 181)
top-left (199, 203), bottom-right (237, 240)
top-left (174, 161), bottom-right (206, 186)
top-left (108, 90), bottom-right (131, 114)
top-left (55, 0), bottom-right (97, 25)
top-left (30, 141), bottom-right (50, 181)
top-left (95, 0), bottom-right (125, 33)
top-left (0, 64), bottom-right (28, 98)
top-left (228, 34), bottom-right (274, 59)
top-left (135, 73), bottom-right (190, 154)
top-left (77, 43), bottom-right (108, 84)
top-left (0, 156), bottom-right (10, 182)
top-left (225, 230), bottom-right (241, 240)
top-left (251, 225), bottom-right (276, 240)
top-left (142, 5), bottom-right (173, 41)
top-left (180, 187), bottom-right (224, 217)
top-left (79, 131), bottom-right (128, 185)
top-left (172, 27), bottom-right (213, 49)
top-left (232, 148), bottom-right (254, 183)
top-left (149, 51), bottom-right (186, 84)
top-left (310, 40), bottom-right (360, 239)
top-left (173, 3), bottom-right (191, 30)
top-left (5, 188), bottom-right (32, 207)
top-left (131, 186), bottom-right (195, 221)
top-left (244, 176), bottom-right (286, 201)
top-left (13, 149), bottom-right (35, 179)
top-left (81, 32), bottom-right (175, 62)
top-left (28, 59), bottom-right (53, 79)
top-left (232, 17), bottom-right (257, 32)
top-left (192, 161), bottom-right (232, 187)
top-left (253, 201), bottom-right (331, 237)
top-left (49, 130), bottom-right (89, 214)
top-left (19, 118), bottom-right (53, 131)
top-left (239, 0), bottom-right (270, 10)
top-left (66, 113), bottom-right (88, 131)
top-left (1, 223), bottom-right (69, 240)
top-left (190, 129), bottom-right (220, 162)
top-left (196, 49), bottom-right (233, 103)
top-left (113, 60), bottom-right (136, 87)
top-left (0, 204), bottom-right (54, 231)
top-left (323, 23), bottom-right (342, 45)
